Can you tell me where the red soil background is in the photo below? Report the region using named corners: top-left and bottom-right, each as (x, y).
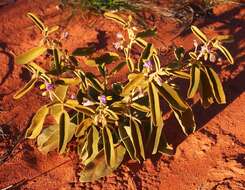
top-left (0, 0), bottom-right (244, 189)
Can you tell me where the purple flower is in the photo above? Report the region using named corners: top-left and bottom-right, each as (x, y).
top-left (116, 32), bottom-right (123, 39)
top-left (70, 94), bottom-right (76, 100)
top-left (143, 60), bottom-right (153, 69)
top-left (100, 95), bottom-right (107, 104)
top-left (45, 82), bottom-right (54, 91)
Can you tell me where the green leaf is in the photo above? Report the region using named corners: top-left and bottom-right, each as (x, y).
top-left (205, 67), bottom-right (226, 104)
top-left (85, 72), bottom-right (103, 92)
top-left (59, 111), bottom-right (71, 154)
top-left (95, 52), bottom-right (120, 65)
top-left (47, 25), bottom-right (59, 35)
top-left (37, 125), bottom-right (59, 154)
top-left (199, 69), bottom-right (214, 108)
top-left (110, 61), bottom-right (127, 75)
top-left (105, 109), bottom-right (119, 121)
top-left (53, 48), bottom-right (61, 73)
top-left (153, 80), bottom-right (188, 111)
top-left (187, 64), bottom-right (201, 98)
top-left (37, 123), bottom-right (76, 154)
top-left (170, 71), bottom-right (190, 79)
top-left (213, 35), bottom-right (234, 43)
top-left (135, 38), bottom-right (148, 49)
top-left (126, 58), bottom-right (134, 72)
top-left (13, 78), bottom-right (37, 99)
top-left (72, 46), bottom-right (96, 56)
top-left (54, 85), bottom-right (68, 102)
top-left (148, 82), bottom-right (163, 128)
top-left (118, 125), bottom-right (136, 160)
top-left (25, 105), bottom-right (49, 139)
top-left (131, 119), bottom-right (145, 160)
top-left (16, 46), bottom-right (47, 64)
top-left (152, 126), bottom-right (163, 155)
top-left (83, 60), bottom-right (96, 67)
top-left (75, 118), bottom-right (93, 137)
top-left (27, 12), bottom-right (45, 32)
top-left (66, 104), bottom-right (95, 116)
top-left (28, 62), bottom-right (46, 74)
top-left (158, 132), bottom-right (173, 155)
top-left (121, 73), bottom-right (145, 96)
top-left (83, 126), bottom-right (100, 165)
top-left (191, 25), bottom-right (208, 44)
top-left (152, 54), bottom-right (160, 71)
top-left (171, 107), bottom-right (196, 135)
top-left (213, 41), bottom-right (234, 64)
top-left (131, 102), bottom-right (150, 113)
top-left (49, 104), bottom-right (63, 123)
top-left (79, 144), bottom-right (126, 182)
top-left (102, 126), bottom-right (116, 168)
top-left (136, 27), bottom-right (157, 38)
top-left (104, 12), bottom-right (127, 26)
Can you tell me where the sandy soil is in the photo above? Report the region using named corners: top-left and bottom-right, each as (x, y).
top-left (0, 0), bottom-right (244, 189)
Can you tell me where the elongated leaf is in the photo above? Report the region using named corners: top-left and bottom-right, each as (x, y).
top-left (110, 61), bottom-right (127, 75)
top-left (148, 82), bottom-right (163, 128)
top-left (152, 126), bottom-right (163, 154)
top-left (26, 105), bottom-right (49, 139)
top-left (37, 123), bottom-right (76, 154)
top-left (85, 72), bottom-right (103, 92)
top-left (118, 125), bottom-right (135, 160)
top-left (37, 125), bottom-right (59, 154)
top-left (213, 35), bottom-right (234, 43)
top-left (136, 27), bottom-right (157, 38)
top-left (158, 132), bottom-right (174, 155)
top-left (53, 85), bottom-right (68, 102)
top-left (152, 54), bottom-right (160, 71)
top-left (79, 145), bottom-right (126, 182)
top-left (131, 102), bottom-right (150, 113)
top-left (205, 67), bottom-right (226, 104)
top-left (95, 52), bottom-right (119, 65)
top-left (47, 25), bottom-right (59, 35)
top-left (199, 69), bottom-right (214, 108)
top-left (126, 58), bottom-right (134, 72)
top-left (16, 46), bottom-right (47, 64)
top-left (49, 104), bottom-right (63, 123)
top-left (171, 107), bottom-right (196, 135)
top-left (135, 38), bottom-right (147, 48)
top-left (75, 118), bottom-right (93, 137)
top-left (73, 104), bottom-right (95, 116)
top-left (102, 126), bottom-right (116, 168)
top-left (131, 119), bottom-right (145, 160)
top-left (122, 73), bottom-right (145, 96)
top-left (28, 62), bottom-right (46, 74)
top-left (72, 46), bottom-right (96, 56)
top-left (53, 48), bottom-right (61, 73)
top-left (59, 111), bottom-right (71, 153)
top-left (170, 71), bottom-right (190, 79)
top-left (213, 41), bottom-right (234, 64)
top-left (153, 80), bottom-right (188, 111)
top-left (13, 78), bottom-right (37, 99)
top-left (27, 12), bottom-right (45, 32)
top-left (104, 12), bottom-right (127, 26)
top-left (187, 64), bottom-right (201, 98)
top-left (83, 126), bottom-right (100, 165)
top-left (105, 109), bottom-right (119, 121)
top-left (191, 25), bottom-right (208, 44)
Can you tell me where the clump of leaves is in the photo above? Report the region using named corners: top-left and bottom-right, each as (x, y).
top-left (59, 0), bottom-right (137, 12)
top-left (14, 12), bottom-right (234, 182)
